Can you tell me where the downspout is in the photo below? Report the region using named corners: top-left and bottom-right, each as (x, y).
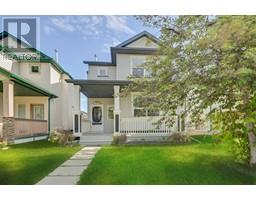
top-left (48, 97), bottom-right (52, 134)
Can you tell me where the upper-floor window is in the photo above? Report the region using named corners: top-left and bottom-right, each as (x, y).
top-left (97, 67), bottom-right (108, 77)
top-left (31, 65), bottom-right (40, 73)
top-left (130, 56), bottom-right (150, 77)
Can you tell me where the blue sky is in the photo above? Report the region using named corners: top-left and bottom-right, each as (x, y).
top-left (0, 16), bottom-right (160, 111)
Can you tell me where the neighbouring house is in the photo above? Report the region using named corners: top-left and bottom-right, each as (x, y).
top-left (68, 31), bottom-right (211, 144)
top-left (0, 31), bottom-right (80, 143)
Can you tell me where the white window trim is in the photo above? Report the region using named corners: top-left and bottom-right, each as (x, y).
top-left (131, 93), bottom-right (160, 117)
top-left (30, 64), bottom-right (41, 74)
top-left (107, 105), bottom-right (114, 120)
top-left (130, 56), bottom-right (146, 77)
top-left (90, 104), bottom-right (104, 125)
top-left (97, 67), bottom-right (109, 77)
top-left (17, 104), bottom-right (26, 119)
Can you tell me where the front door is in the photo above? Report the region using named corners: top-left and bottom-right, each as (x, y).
top-left (91, 105), bottom-right (103, 133)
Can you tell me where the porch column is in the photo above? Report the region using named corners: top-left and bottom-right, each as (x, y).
top-left (2, 80), bottom-right (15, 143)
top-left (114, 85), bottom-right (120, 134)
top-left (3, 80), bottom-right (14, 117)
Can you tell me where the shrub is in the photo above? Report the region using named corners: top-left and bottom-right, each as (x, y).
top-left (167, 132), bottom-right (191, 144)
top-left (112, 134), bottom-right (127, 145)
top-left (49, 129), bottom-right (75, 146)
top-left (0, 139), bottom-right (8, 149)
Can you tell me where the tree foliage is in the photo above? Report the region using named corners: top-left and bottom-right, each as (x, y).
top-left (128, 16), bottom-right (256, 165)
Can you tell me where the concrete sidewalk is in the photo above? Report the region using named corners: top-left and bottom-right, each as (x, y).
top-left (37, 146), bottom-right (101, 185)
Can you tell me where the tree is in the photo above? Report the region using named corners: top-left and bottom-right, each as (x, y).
top-left (129, 16), bottom-right (256, 166)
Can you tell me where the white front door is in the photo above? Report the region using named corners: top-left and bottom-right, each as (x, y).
top-left (91, 105), bottom-right (103, 133)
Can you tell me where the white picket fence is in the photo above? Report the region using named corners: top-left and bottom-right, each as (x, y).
top-left (120, 116), bottom-right (177, 136)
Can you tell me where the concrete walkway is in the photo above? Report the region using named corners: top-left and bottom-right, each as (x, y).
top-left (37, 146), bottom-right (101, 185)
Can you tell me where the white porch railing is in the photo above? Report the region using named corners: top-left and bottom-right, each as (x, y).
top-left (120, 116), bottom-right (177, 135)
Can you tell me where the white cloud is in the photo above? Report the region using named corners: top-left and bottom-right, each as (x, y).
top-left (105, 16), bottom-right (135, 34)
top-left (51, 17), bottom-right (75, 32)
top-left (102, 37), bottom-right (121, 52)
top-left (46, 16), bottom-right (135, 40)
top-left (43, 25), bottom-right (56, 35)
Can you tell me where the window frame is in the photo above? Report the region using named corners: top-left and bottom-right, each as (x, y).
top-left (107, 105), bottom-right (114, 120)
top-left (97, 67), bottom-right (109, 77)
top-left (30, 64), bottom-right (41, 74)
top-left (130, 56), bottom-right (147, 78)
top-left (30, 104), bottom-right (44, 120)
top-left (17, 104), bottom-right (26, 119)
top-left (132, 94), bottom-right (160, 117)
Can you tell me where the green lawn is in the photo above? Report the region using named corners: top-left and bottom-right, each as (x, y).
top-left (79, 135), bottom-right (256, 185)
top-left (0, 140), bottom-right (80, 185)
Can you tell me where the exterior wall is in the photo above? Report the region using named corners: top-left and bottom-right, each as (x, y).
top-left (116, 54), bottom-right (147, 80)
top-left (14, 96), bottom-right (48, 120)
top-left (120, 94), bottom-right (133, 118)
top-left (88, 98), bottom-right (114, 134)
top-left (0, 52), bottom-right (19, 74)
top-left (87, 65), bottom-right (116, 80)
top-left (126, 37), bottom-right (158, 48)
top-left (19, 62), bottom-right (52, 89)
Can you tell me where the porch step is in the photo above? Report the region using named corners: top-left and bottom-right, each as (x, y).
top-left (79, 134), bottom-right (113, 146)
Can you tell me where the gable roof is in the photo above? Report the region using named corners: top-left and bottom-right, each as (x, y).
top-left (0, 31), bottom-right (73, 79)
top-left (115, 31), bottom-right (159, 48)
top-left (83, 31), bottom-right (159, 67)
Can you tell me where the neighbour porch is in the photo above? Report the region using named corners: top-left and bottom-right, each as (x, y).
top-left (0, 67), bottom-right (57, 143)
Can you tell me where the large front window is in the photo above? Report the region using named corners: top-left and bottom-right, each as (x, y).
top-left (17, 104), bottom-right (26, 118)
top-left (133, 95), bottom-right (159, 117)
top-left (31, 104), bottom-right (44, 120)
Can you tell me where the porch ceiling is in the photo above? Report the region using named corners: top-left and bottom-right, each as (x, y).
top-left (0, 81), bottom-right (48, 96)
top-left (66, 80), bottom-right (130, 98)
top-left (0, 67), bottom-right (57, 98)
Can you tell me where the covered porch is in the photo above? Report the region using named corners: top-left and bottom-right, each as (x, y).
top-left (0, 68), bottom-right (57, 143)
top-left (67, 80), bottom-right (181, 139)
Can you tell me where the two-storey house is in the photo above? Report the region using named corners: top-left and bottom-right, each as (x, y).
top-left (68, 31), bottom-right (181, 144)
top-left (0, 31), bottom-right (80, 143)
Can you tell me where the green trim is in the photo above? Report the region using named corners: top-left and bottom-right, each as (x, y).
top-left (0, 67), bottom-right (57, 98)
top-left (0, 31), bottom-right (73, 79)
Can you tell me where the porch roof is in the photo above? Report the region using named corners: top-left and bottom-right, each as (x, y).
top-left (66, 79), bottom-right (130, 98)
top-left (0, 67), bottom-right (57, 98)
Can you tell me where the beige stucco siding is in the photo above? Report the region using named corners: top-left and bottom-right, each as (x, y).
top-left (126, 36), bottom-right (158, 48)
top-left (19, 62), bottom-right (51, 89)
top-left (0, 53), bottom-right (19, 74)
top-left (87, 65), bottom-right (116, 80)
top-left (120, 94), bottom-right (133, 118)
top-left (116, 54), bottom-right (149, 80)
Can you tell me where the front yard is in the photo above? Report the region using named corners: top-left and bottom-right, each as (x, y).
top-left (79, 135), bottom-right (256, 185)
top-left (0, 141), bottom-right (80, 185)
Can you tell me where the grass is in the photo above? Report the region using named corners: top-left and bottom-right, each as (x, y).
top-left (0, 140), bottom-right (80, 185)
top-left (79, 135), bottom-right (256, 185)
